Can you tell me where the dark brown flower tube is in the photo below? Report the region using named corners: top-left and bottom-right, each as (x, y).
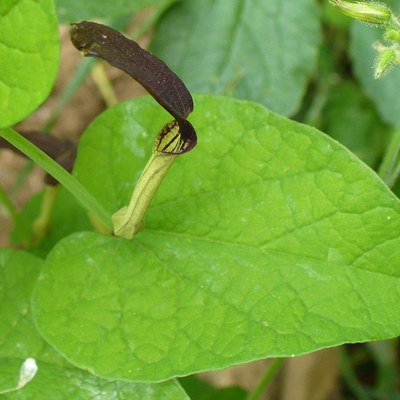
top-left (70, 21), bottom-right (196, 153)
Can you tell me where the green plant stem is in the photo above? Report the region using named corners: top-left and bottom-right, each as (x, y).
top-left (303, 78), bottom-right (331, 128)
top-left (378, 128), bottom-right (400, 188)
top-left (246, 358), bottom-right (284, 400)
top-left (0, 184), bottom-right (18, 223)
top-left (13, 59), bottom-right (95, 193)
top-left (0, 127), bottom-right (112, 233)
top-left (112, 152), bottom-right (177, 239)
top-left (91, 62), bottom-right (119, 107)
top-left (32, 185), bottom-right (60, 242)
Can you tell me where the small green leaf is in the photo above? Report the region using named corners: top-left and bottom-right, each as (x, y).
top-left (55, 0), bottom-right (176, 23)
top-left (32, 95), bottom-right (400, 382)
top-left (0, 0), bottom-right (59, 128)
top-left (0, 249), bottom-right (189, 399)
top-left (151, 0), bottom-right (321, 116)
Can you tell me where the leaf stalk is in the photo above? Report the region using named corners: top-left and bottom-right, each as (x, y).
top-left (246, 358), bottom-right (284, 400)
top-left (378, 128), bottom-right (400, 188)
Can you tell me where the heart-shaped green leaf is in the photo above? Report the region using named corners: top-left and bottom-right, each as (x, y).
top-left (0, 249), bottom-right (188, 399)
top-left (32, 95), bottom-right (400, 382)
top-left (151, 0), bottom-right (321, 116)
top-left (0, 0), bottom-right (59, 128)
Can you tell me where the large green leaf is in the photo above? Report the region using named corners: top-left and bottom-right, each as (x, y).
top-left (0, 0), bottom-right (59, 128)
top-left (0, 249), bottom-right (188, 399)
top-left (349, 0), bottom-right (400, 126)
top-left (151, 0), bottom-right (321, 116)
top-left (55, 0), bottom-right (176, 23)
top-left (32, 95), bottom-right (400, 382)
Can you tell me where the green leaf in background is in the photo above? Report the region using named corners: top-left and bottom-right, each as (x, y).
top-left (0, 0), bottom-right (59, 128)
top-left (0, 249), bottom-right (188, 399)
top-left (55, 0), bottom-right (176, 23)
top-left (151, 0), bottom-right (321, 116)
top-left (321, 80), bottom-right (390, 167)
top-left (349, 0), bottom-right (400, 127)
top-left (32, 95), bottom-right (400, 382)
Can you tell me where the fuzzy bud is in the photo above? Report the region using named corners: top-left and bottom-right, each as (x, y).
top-left (330, 1), bottom-right (392, 25)
top-left (374, 48), bottom-right (396, 78)
top-left (384, 28), bottom-right (400, 42)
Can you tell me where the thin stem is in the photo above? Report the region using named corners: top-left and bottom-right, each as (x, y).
top-left (0, 184), bottom-right (18, 223)
top-left (302, 76), bottom-right (332, 128)
top-left (32, 185), bottom-right (60, 243)
top-left (112, 152), bottom-right (177, 239)
top-left (91, 62), bottom-right (119, 107)
top-left (378, 129), bottom-right (400, 188)
top-left (246, 358), bottom-right (284, 400)
top-left (0, 127), bottom-right (112, 233)
top-left (12, 59), bottom-right (95, 192)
